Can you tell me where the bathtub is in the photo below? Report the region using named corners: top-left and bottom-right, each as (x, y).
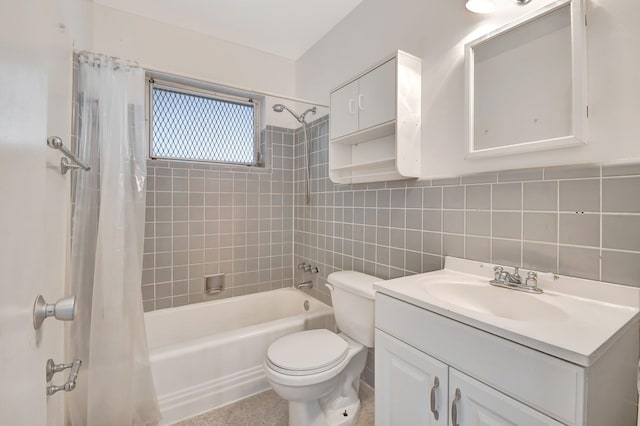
top-left (144, 288), bottom-right (335, 425)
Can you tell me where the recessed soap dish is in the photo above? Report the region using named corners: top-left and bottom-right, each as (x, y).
top-left (205, 274), bottom-right (225, 295)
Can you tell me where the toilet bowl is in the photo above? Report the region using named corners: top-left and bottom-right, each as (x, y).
top-left (264, 330), bottom-right (367, 425)
top-left (263, 271), bottom-right (379, 426)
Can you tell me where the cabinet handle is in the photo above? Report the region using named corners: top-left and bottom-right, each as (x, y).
top-left (358, 94), bottom-right (365, 110)
top-left (451, 388), bottom-right (461, 426)
top-left (348, 99), bottom-right (356, 114)
top-left (430, 376), bottom-right (440, 420)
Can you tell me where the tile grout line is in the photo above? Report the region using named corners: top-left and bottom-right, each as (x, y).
top-left (599, 165), bottom-right (603, 281)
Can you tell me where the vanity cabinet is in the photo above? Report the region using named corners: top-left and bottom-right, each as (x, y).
top-left (448, 369), bottom-right (563, 426)
top-left (376, 330), bottom-right (562, 426)
top-left (376, 330), bottom-right (448, 426)
top-left (375, 293), bottom-right (639, 426)
top-left (329, 50), bottom-right (421, 184)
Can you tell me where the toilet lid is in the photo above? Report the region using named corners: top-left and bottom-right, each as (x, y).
top-left (267, 329), bottom-right (348, 376)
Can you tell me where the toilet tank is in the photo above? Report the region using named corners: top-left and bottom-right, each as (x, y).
top-left (327, 271), bottom-right (380, 348)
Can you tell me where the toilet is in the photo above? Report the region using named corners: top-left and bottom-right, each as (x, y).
top-left (263, 271), bottom-right (379, 426)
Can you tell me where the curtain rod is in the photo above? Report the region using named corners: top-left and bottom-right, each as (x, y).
top-left (72, 49), bottom-right (329, 109)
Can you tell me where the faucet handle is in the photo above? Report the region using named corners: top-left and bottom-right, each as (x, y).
top-left (493, 266), bottom-right (503, 280)
top-left (513, 267), bottom-right (521, 279)
top-left (525, 271), bottom-right (538, 288)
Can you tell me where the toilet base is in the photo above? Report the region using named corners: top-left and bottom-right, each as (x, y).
top-left (323, 399), bottom-right (361, 426)
top-left (288, 397), bottom-right (361, 426)
top-left (286, 343), bottom-right (367, 426)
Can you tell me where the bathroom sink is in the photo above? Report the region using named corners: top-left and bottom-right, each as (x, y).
top-left (423, 281), bottom-right (568, 322)
top-left (374, 257), bottom-right (640, 366)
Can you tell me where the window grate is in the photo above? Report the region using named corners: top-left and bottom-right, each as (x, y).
top-left (151, 86), bottom-right (256, 164)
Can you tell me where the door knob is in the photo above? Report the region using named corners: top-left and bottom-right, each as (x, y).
top-left (33, 294), bottom-right (76, 329)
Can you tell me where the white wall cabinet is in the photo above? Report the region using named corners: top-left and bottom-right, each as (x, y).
top-left (329, 51), bottom-right (421, 184)
top-left (375, 293), bottom-right (639, 426)
top-left (330, 80), bottom-right (359, 140)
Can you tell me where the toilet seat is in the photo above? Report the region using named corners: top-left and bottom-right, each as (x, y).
top-left (267, 329), bottom-right (348, 376)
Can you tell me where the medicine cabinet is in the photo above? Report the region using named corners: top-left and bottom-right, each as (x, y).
top-left (464, 0), bottom-right (587, 158)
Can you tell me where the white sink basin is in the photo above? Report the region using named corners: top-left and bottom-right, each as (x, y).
top-left (423, 281), bottom-right (569, 322)
top-left (373, 257), bottom-right (640, 366)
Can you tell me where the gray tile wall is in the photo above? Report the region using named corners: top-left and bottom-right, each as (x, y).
top-left (140, 113), bottom-right (640, 388)
top-left (141, 126), bottom-right (295, 311)
top-left (293, 116), bottom-right (640, 387)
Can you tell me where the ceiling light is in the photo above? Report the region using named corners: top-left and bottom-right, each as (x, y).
top-left (465, 0), bottom-right (497, 14)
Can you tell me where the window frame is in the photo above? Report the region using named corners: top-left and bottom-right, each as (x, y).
top-left (147, 77), bottom-right (262, 166)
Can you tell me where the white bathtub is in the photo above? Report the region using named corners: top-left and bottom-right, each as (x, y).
top-left (144, 288), bottom-right (335, 425)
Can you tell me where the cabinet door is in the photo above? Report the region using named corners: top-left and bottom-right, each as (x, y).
top-left (330, 79), bottom-right (359, 139)
top-left (376, 330), bottom-right (448, 426)
top-left (449, 369), bottom-right (563, 426)
top-left (358, 58), bottom-right (396, 131)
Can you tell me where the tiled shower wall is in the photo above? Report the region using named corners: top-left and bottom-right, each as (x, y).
top-left (293, 115), bottom-right (640, 386)
top-left (141, 126), bottom-right (295, 311)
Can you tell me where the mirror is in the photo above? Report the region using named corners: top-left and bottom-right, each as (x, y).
top-left (465, 0), bottom-right (587, 158)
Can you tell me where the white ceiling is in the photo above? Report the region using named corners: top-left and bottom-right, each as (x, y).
top-left (94, 0), bottom-right (363, 60)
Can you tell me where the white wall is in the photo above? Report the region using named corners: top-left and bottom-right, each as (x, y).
top-left (89, 3), bottom-right (295, 96)
top-left (295, 0), bottom-right (640, 178)
top-left (84, 2), bottom-right (311, 129)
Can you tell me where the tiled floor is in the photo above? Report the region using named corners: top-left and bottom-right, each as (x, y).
top-left (175, 383), bottom-right (375, 426)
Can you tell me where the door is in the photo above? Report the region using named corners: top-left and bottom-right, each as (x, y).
top-left (375, 330), bottom-right (448, 426)
top-left (358, 58), bottom-right (396, 131)
top-left (449, 369), bottom-right (563, 426)
top-left (330, 79), bottom-right (359, 139)
top-left (0, 0), bottom-right (73, 424)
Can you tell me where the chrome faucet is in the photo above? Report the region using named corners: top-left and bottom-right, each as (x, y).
top-left (297, 262), bottom-right (319, 274)
top-left (490, 266), bottom-right (542, 294)
top-left (296, 280), bottom-right (313, 290)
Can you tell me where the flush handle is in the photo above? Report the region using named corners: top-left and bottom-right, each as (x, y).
top-left (430, 376), bottom-right (440, 420)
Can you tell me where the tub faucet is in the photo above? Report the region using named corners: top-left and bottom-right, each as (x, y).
top-left (296, 281), bottom-right (313, 290)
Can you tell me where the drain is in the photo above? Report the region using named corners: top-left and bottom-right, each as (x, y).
top-left (303, 300), bottom-right (310, 311)
top-left (343, 410), bottom-right (348, 417)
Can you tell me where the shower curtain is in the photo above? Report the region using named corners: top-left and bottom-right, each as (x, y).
top-left (66, 53), bottom-right (161, 426)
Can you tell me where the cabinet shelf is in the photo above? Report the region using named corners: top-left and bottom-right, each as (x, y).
top-left (330, 157), bottom-right (399, 184)
top-left (332, 171), bottom-right (403, 185)
top-left (330, 121), bottom-right (396, 146)
top-left (330, 156), bottom-right (396, 171)
top-left (329, 51), bottom-right (422, 184)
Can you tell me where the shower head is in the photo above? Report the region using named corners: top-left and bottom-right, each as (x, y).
top-left (299, 107), bottom-right (317, 123)
top-left (272, 103), bottom-right (316, 125)
top-left (271, 103), bottom-right (316, 205)
top-left (272, 103), bottom-right (303, 124)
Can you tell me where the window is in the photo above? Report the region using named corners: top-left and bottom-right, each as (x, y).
top-left (149, 79), bottom-right (261, 165)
